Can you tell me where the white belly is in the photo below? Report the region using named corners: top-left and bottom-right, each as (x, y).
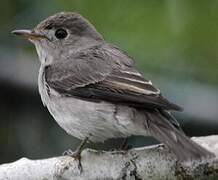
top-left (46, 96), bottom-right (148, 142)
top-left (38, 66), bottom-right (148, 142)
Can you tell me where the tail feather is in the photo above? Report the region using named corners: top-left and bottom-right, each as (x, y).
top-left (146, 110), bottom-right (215, 162)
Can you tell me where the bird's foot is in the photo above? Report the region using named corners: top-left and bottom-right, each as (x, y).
top-left (63, 148), bottom-right (83, 172)
top-left (63, 149), bottom-right (74, 156)
top-left (63, 137), bottom-right (89, 173)
top-left (120, 143), bottom-right (132, 151)
top-left (119, 138), bottom-right (132, 151)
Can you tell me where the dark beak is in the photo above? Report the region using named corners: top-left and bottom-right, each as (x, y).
top-left (11, 29), bottom-right (46, 40)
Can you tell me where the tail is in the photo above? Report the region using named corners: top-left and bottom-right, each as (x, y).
top-left (146, 110), bottom-right (215, 162)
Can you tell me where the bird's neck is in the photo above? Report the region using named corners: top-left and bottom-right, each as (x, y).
top-left (66, 37), bottom-right (104, 54)
top-left (35, 38), bottom-right (105, 66)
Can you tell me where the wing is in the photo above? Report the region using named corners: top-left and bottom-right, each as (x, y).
top-left (45, 45), bottom-right (182, 111)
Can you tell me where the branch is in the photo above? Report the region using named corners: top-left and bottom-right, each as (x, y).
top-left (0, 135), bottom-right (218, 180)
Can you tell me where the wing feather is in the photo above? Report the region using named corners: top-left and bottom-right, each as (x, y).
top-left (45, 45), bottom-right (182, 111)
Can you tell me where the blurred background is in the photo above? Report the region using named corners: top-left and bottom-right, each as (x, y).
top-left (0, 0), bottom-right (218, 163)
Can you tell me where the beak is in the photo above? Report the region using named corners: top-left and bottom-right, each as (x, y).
top-left (11, 29), bottom-right (46, 40)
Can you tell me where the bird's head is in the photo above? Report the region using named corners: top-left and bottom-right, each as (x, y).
top-left (12, 12), bottom-right (103, 63)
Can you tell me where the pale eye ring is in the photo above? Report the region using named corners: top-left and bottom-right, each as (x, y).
top-left (55, 28), bottom-right (68, 39)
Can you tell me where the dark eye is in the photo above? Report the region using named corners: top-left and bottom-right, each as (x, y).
top-left (55, 28), bottom-right (68, 39)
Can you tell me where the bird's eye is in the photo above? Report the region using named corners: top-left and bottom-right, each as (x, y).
top-left (55, 28), bottom-right (68, 39)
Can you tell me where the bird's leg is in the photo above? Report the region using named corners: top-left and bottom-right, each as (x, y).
top-left (73, 137), bottom-right (89, 158)
top-left (63, 137), bottom-right (89, 172)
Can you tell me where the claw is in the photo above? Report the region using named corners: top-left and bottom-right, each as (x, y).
top-left (62, 137), bottom-right (89, 173)
top-left (62, 149), bottom-right (74, 156)
top-left (71, 151), bottom-right (83, 172)
top-left (120, 138), bottom-right (132, 151)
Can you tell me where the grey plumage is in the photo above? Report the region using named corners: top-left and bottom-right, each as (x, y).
top-left (45, 44), bottom-right (181, 111)
top-left (13, 12), bottom-right (215, 162)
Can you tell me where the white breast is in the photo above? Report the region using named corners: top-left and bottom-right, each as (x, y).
top-left (38, 66), bottom-right (148, 142)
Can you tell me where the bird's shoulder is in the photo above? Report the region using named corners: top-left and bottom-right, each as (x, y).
top-left (71, 43), bottom-right (135, 68)
top-left (44, 43), bottom-right (142, 92)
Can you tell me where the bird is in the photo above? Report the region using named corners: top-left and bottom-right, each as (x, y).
top-left (12, 12), bottom-right (214, 162)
